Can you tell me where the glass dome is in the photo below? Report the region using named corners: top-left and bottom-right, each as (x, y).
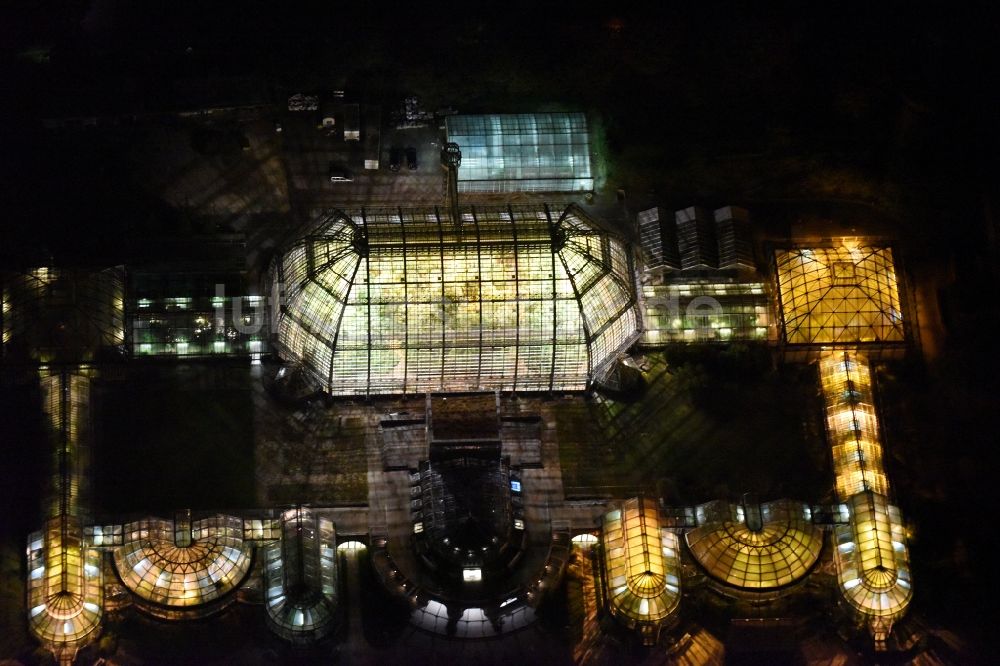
top-left (685, 499), bottom-right (823, 590)
top-left (113, 514), bottom-right (252, 618)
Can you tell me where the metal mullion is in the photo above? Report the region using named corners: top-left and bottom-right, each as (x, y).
top-left (553, 240), bottom-right (592, 378)
top-left (123, 266), bottom-right (133, 358)
top-left (844, 351), bottom-right (873, 496)
top-left (58, 369), bottom-right (70, 591)
top-left (282, 309), bottom-right (336, 353)
top-left (360, 209), bottom-right (372, 396)
top-left (773, 248), bottom-right (788, 347)
top-left (295, 233), bottom-right (364, 390)
top-left (400, 207), bottom-right (409, 394)
top-left (472, 206), bottom-right (484, 389)
top-left (435, 207), bottom-right (447, 391)
top-left (545, 203), bottom-right (558, 392)
top-left (308, 245), bottom-right (359, 285)
top-left (508, 204), bottom-right (520, 391)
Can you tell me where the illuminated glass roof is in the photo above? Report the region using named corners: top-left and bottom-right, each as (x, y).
top-left (114, 515), bottom-right (252, 617)
top-left (445, 113), bottom-right (593, 193)
top-left (273, 204), bottom-right (638, 395)
top-left (834, 492), bottom-right (912, 622)
top-left (38, 369), bottom-right (92, 524)
top-left (601, 498), bottom-right (681, 627)
top-left (27, 370), bottom-right (103, 654)
top-left (685, 500), bottom-right (823, 590)
top-left (775, 246), bottom-right (904, 346)
top-left (819, 351), bottom-right (888, 497)
top-left (27, 518), bottom-right (103, 652)
top-left (819, 350), bottom-right (912, 629)
top-left (264, 508), bottom-right (338, 643)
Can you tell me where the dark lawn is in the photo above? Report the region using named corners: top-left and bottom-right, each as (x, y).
top-left (558, 347), bottom-right (830, 504)
top-left (94, 364), bottom-right (256, 515)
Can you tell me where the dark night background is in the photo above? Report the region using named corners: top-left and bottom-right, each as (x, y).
top-left (1, 1), bottom-right (998, 661)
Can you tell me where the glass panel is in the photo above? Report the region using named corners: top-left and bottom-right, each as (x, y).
top-left (275, 206), bottom-right (638, 395)
top-left (601, 498), bottom-right (681, 626)
top-left (775, 246), bottom-right (904, 345)
top-left (447, 113), bottom-right (594, 193)
top-left (685, 499), bottom-right (823, 589)
top-left (113, 515), bottom-right (252, 618)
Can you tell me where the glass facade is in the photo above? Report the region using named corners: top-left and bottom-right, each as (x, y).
top-left (834, 492), bottom-right (912, 624)
top-left (128, 271), bottom-right (264, 359)
top-left (273, 204), bottom-right (639, 395)
top-left (601, 498), bottom-right (681, 632)
top-left (820, 351), bottom-right (912, 634)
top-left (130, 295), bottom-right (265, 358)
top-left (27, 519), bottom-right (104, 652)
top-left (445, 114), bottom-right (594, 193)
top-left (775, 246), bottom-right (905, 346)
top-left (685, 499), bottom-right (823, 590)
top-left (12, 238), bottom-right (921, 653)
top-left (113, 514), bottom-right (253, 619)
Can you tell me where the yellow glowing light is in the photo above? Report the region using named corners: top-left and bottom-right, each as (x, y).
top-left (776, 246), bottom-right (904, 345)
top-left (113, 515), bottom-right (251, 617)
top-left (820, 351), bottom-right (912, 629)
top-left (274, 206), bottom-right (638, 395)
top-left (27, 371), bottom-right (103, 651)
top-left (601, 498), bottom-right (680, 627)
top-left (686, 500), bottom-right (823, 589)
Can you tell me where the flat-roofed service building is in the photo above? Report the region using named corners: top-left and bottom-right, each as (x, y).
top-left (445, 113), bottom-right (594, 193)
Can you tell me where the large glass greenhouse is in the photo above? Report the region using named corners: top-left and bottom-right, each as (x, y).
top-left (271, 204), bottom-right (639, 395)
